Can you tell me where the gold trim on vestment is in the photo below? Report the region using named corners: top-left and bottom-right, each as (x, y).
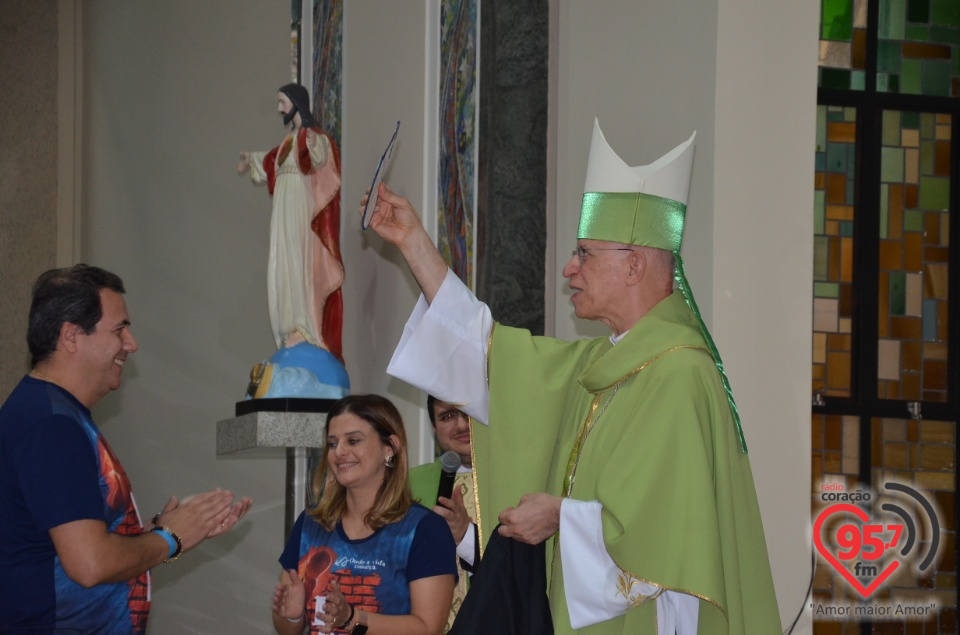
top-left (614, 565), bottom-right (729, 626)
top-left (592, 344), bottom-right (707, 393)
top-left (617, 571), bottom-right (663, 608)
top-left (485, 323), bottom-right (496, 386)
top-left (467, 417), bottom-right (484, 559)
top-left (550, 345), bottom-right (716, 611)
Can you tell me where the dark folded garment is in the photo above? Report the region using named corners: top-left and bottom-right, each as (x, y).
top-left (448, 525), bottom-right (553, 635)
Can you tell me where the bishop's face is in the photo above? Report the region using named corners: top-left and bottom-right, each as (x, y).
top-left (561, 239), bottom-right (634, 332)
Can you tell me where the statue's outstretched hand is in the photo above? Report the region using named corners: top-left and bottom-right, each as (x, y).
top-left (237, 152), bottom-right (250, 175)
top-left (362, 183), bottom-right (425, 249)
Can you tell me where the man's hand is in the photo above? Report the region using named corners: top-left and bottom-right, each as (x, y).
top-left (205, 496), bottom-right (253, 538)
top-left (362, 183), bottom-right (425, 250)
top-left (434, 484), bottom-right (471, 543)
top-left (497, 493), bottom-right (562, 545)
top-left (154, 488), bottom-right (242, 551)
top-left (359, 182), bottom-right (450, 303)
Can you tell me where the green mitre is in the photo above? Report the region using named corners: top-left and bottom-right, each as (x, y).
top-left (577, 119), bottom-right (695, 250)
top-left (577, 120), bottom-right (748, 453)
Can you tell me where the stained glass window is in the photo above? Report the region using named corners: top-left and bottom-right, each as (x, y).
top-left (877, 0), bottom-right (960, 97)
top-left (878, 111), bottom-right (951, 402)
top-left (819, 0), bottom-right (869, 90)
top-left (814, 105), bottom-right (858, 398)
top-left (814, 0), bottom-right (958, 631)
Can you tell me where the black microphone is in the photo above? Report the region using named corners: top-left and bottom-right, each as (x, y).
top-left (437, 451), bottom-right (461, 501)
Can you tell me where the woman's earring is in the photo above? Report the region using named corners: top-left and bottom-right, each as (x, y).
top-left (385, 454), bottom-right (394, 468)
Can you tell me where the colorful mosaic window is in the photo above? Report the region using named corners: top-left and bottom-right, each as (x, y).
top-left (819, 0), bottom-right (869, 90)
top-left (812, 416), bottom-right (958, 633)
top-left (815, 0), bottom-right (958, 630)
top-left (439, 0), bottom-right (478, 288)
top-left (871, 417), bottom-right (957, 632)
top-left (312, 0), bottom-right (343, 147)
top-left (877, 0), bottom-right (960, 97)
top-left (814, 105), bottom-right (858, 398)
top-left (877, 111), bottom-right (951, 402)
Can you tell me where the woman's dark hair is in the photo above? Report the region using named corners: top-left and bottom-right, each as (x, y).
top-left (310, 394), bottom-right (412, 531)
top-left (27, 264), bottom-right (125, 367)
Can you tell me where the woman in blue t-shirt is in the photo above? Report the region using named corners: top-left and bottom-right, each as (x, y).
top-left (272, 394), bottom-right (457, 635)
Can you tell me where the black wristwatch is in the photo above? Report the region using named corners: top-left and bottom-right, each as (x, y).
top-left (351, 627), bottom-right (368, 635)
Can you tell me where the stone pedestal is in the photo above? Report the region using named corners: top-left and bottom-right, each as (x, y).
top-left (216, 398), bottom-right (335, 538)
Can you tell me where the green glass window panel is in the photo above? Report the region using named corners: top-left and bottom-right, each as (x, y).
top-left (904, 209), bottom-right (924, 230)
top-left (903, 110), bottom-right (921, 127)
top-left (923, 59), bottom-right (952, 95)
top-left (931, 0), bottom-right (960, 27)
top-left (814, 236), bottom-right (830, 280)
top-left (931, 26), bottom-right (960, 46)
top-left (851, 70), bottom-right (866, 89)
top-left (889, 271), bottom-right (906, 314)
top-left (906, 25), bottom-right (929, 41)
top-left (814, 191), bottom-right (826, 233)
top-left (827, 143), bottom-right (848, 171)
top-left (902, 58), bottom-right (923, 92)
top-left (919, 176), bottom-right (950, 209)
top-left (816, 282), bottom-right (841, 298)
top-left (844, 106), bottom-right (857, 121)
top-left (921, 112), bottom-right (936, 137)
top-left (823, 0), bottom-right (854, 39)
top-left (848, 143), bottom-right (857, 170)
top-left (881, 147), bottom-right (906, 182)
top-left (816, 152), bottom-right (826, 171)
top-left (921, 139), bottom-right (936, 173)
top-left (888, 73), bottom-right (901, 92)
top-left (880, 0), bottom-right (907, 39)
top-left (840, 221), bottom-right (854, 236)
top-left (909, 0), bottom-right (930, 23)
top-left (878, 39), bottom-right (903, 72)
top-left (821, 68), bottom-right (852, 89)
top-left (883, 110), bottom-right (902, 144)
top-left (827, 106), bottom-right (846, 121)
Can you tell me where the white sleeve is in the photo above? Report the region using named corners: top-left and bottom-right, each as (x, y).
top-left (247, 151), bottom-right (268, 185)
top-left (305, 129), bottom-right (330, 166)
top-left (455, 522), bottom-right (477, 567)
top-left (387, 269), bottom-right (493, 424)
top-left (559, 499), bottom-right (699, 634)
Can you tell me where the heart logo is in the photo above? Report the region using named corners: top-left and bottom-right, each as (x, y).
top-left (814, 503), bottom-right (899, 598)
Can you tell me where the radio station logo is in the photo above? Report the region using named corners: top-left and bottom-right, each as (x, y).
top-left (812, 479), bottom-right (944, 620)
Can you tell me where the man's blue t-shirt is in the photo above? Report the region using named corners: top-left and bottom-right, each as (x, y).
top-left (280, 504), bottom-right (457, 633)
top-left (0, 376), bottom-right (150, 634)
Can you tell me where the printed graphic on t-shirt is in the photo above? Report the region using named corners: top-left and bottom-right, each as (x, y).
top-left (54, 423), bottom-right (150, 634)
top-left (98, 436), bottom-right (150, 632)
top-left (300, 545), bottom-right (385, 633)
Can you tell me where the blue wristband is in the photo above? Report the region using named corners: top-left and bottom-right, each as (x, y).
top-left (150, 526), bottom-right (182, 560)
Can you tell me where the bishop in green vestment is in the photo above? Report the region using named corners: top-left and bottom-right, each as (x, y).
top-left (364, 120), bottom-right (782, 634)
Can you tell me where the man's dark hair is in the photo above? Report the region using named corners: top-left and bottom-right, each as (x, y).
top-left (27, 264), bottom-right (126, 367)
top-left (426, 394), bottom-right (438, 427)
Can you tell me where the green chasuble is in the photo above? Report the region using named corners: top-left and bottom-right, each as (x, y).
top-left (409, 459), bottom-right (444, 508)
top-left (471, 291), bottom-right (781, 634)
